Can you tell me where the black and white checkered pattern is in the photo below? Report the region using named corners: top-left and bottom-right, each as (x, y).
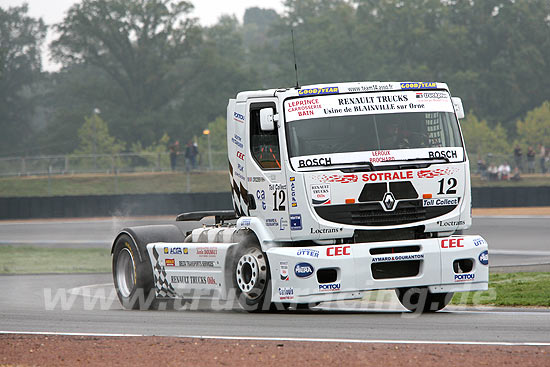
top-left (151, 246), bottom-right (177, 298)
top-left (228, 160), bottom-right (249, 217)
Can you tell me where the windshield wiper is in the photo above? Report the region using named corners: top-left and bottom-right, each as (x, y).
top-left (334, 161), bottom-right (374, 172)
top-left (375, 156), bottom-right (450, 171)
top-left (389, 157), bottom-right (450, 164)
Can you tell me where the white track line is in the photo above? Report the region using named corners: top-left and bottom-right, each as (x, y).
top-left (0, 331), bottom-right (142, 337)
top-left (490, 250), bottom-right (550, 256)
top-left (0, 240), bottom-right (110, 245)
top-left (1, 331), bottom-right (549, 346)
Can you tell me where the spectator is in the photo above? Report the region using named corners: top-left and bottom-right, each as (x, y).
top-left (539, 144), bottom-right (547, 174)
top-left (488, 164), bottom-right (498, 181)
top-left (498, 162), bottom-right (511, 180)
top-left (477, 158), bottom-right (488, 180)
top-left (527, 146), bottom-right (536, 173)
top-left (169, 140), bottom-right (180, 171)
top-left (185, 140), bottom-right (198, 171)
top-left (514, 145), bottom-right (523, 172)
top-left (511, 166), bottom-right (521, 181)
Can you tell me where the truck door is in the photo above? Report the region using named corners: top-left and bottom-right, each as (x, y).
top-left (246, 98), bottom-right (291, 241)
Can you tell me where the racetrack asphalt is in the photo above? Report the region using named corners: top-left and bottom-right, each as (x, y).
top-left (0, 209), bottom-right (549, 344)
top-left (1, 210), bottom-right (549, 267)
top-left (0, 273), bottom-right (549, 344)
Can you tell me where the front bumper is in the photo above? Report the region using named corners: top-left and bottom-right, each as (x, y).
top-left (268, 235), bottom-right (489, 303)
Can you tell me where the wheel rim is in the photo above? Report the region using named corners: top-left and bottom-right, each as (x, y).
top-left (235, 248), bottom-right (267, 301)
top-left (116, 248), bottom-right (136, 298)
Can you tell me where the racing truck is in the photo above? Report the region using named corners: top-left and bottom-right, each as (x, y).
top-left (112, 81), bottom-right (489, 313)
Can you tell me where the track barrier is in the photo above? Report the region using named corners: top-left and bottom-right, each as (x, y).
top-left (1, 187), bottom-right (550, 219)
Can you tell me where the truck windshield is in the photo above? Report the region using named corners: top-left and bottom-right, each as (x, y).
top-left (287, 111), bottom-right (462, 157)
top-left (284, 90), bottom-right (463, 161)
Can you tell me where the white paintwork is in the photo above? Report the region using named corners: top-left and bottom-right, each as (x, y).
top-left (143, 80), bottom-right (490, 305)
top-left (147, 235), bottom-right (488, 303)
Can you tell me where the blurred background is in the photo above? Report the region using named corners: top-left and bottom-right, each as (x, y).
top-left (1, 0), bottom-right (550, 199)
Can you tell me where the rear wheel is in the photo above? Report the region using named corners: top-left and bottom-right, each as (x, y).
top-left (112, 234), bottom-right (155, 310)
top-left (395, 287), bottom-right (454, 313)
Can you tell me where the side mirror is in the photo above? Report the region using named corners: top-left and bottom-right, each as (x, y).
top-left (452, 97), bottom-right (465, 119)
top-left (260, 108), bottom-right (275, 131)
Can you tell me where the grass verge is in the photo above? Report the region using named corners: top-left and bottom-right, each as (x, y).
top-left (470, 174), bottom-right (550, 187)
top-left (0, 246), bottom-right (111, 274)
top-left (1, 246), bottom-right (549, 308)
top-left (451, 272), bottom-right (550, 307)
top-left (1, 171), bottom-right (550, 197)
top-left (0, 171), bottom-right (230, 197)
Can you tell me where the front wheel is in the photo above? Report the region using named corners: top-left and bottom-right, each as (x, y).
top-left (395, 287), bottom-right (454, 313)
top-left (233, 242), bottom-right (273, 312)
top-left (112, 234), bottom-right (156, 310)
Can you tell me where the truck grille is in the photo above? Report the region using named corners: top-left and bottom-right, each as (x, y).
top-left (314, 200), bottom-right (457, 226)
top-left (371, 260), bottom-right (421, 279)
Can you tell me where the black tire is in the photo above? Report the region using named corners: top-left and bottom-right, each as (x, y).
top-left (293, 302), bottom-right (321, 311)
top-left (232, 236), bottom-right (273, 312)
top-left (395, 287), bottom-right (454, 313)
top-left (112, 234), bottom-right (156, 310)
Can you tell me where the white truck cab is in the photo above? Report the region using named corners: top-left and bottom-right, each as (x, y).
top-left (112, 81), bottom-right (488, 313)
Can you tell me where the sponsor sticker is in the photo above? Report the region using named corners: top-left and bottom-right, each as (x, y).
top-left (311, 184), bottom-right (331, 205)
top-left (178, 260), bottom-right (218, 267)
top-left (279, 217), bottom-right (288, 231)
top-left (297, 86), bottom-right (339, 96)
top-left (417, 168), bottom-right (459, 179)
top-left (438, 220), bottom-right (465, 227)
top-left (400, 82), bottom-right (437, 90)
top-left (286, 98), bottom-right (323, 115)
top-left (256, 190), bottom-right (266, 211)
top-left (454, 273), bottom-right (475, 282)
top-left (196, 247), bottom-right (217, 257)
top-left (297, 248), bottom-right (320, 258)
top-left (479, 250), bottom-right (489, 265)
top-left (233, 112), bottom-right (245, 123)
top-left (165, 247), bottom-right (185, 255)
top-left (319, 283), bottom-right (341, 291)
top-left (165, 259), bottom-right (175, 267)
top-left (313, 171), bottom-right (414, 184)
top-left (294, 262), bottom-right (314, 278)
top-left (248, 176), bottom-right (266, 183)
top-left (440, 238), bottom-right (464, 248)
top-left (428, 150), bottom-right (458, 159)
top-left (290, 177), bottom-right (297, 207)
top-left (171, 275), bottom-right (218, 285)
top-left (299, 157), bottom-right (332, 168)
top-left (266, 218), bottom-right (278, 227)
top-left (423, 198), bottom-right (459, 207)
top-left (311, 228), bottom-right (342, 234)
top-left (280, 261), bottom-right (289, 281)
top-left (326, 245), bottom-right (351, 256)
top-left (278, 287), bottom-right (294, 300)
top-left (474, 238), bottom-right (486, 247)
top-left (372, 254), bottom-right (424, 263)
top-left (285, 90), bottom-right (453, 123)
top-left (290, 214), bottom-right (302, 230)
top-left (416, 91), bottom-right (448, 99)
top-left (231, 134), bottom-right (243, 148)
top-left (235, 171), bottom-right (246, 181)
top-left (370, 150), bottom-right (395, 163)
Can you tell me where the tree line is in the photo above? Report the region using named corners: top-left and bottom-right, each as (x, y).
top-left (1, 0), bottom-right (549, 161)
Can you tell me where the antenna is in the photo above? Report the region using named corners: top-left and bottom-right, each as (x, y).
top-left (291, 29), bottom-right (300, 89)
